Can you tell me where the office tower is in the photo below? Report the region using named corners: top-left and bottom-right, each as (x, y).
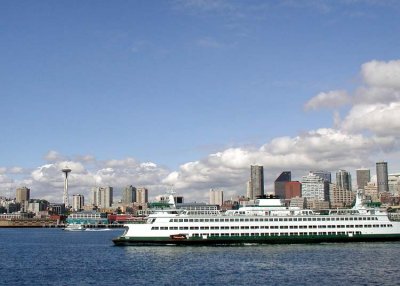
top-left (336, 169), bottom-right (352, 191)
top-left (209, 189), bottom-right (224, 206)
top-left (136, 187), bottom-right (148, 204)
top-left (61, 167), bottom-right (71, 208)
top-left (274, 171), bottom-right (291, 199)
top-left (72, 194), bottom-right (84, 212)
top-left (311, 171), bottom-right (331, 183)
top-left (122, 185), bottom-right (137, 204)
top-left (356, 168), bottom-right (370, 190)
top-left (250, 165), bottom-right (264, 199)
top-left (376, 162), bottom-right (389, 193)
top-left (301, 172), bottom-right (329, 201)
top-left (16, 187), bottom-right (30, 203)
top-left (284, 181), bottom-right (301, 199)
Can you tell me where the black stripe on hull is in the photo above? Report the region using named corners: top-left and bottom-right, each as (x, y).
top-left (113, 234), bottom-right (400, 246)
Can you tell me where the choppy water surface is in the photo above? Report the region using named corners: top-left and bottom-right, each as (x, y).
top-left (0, 228), bottom-right (398, 285)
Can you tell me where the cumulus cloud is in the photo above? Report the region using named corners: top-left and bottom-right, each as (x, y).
top-left (304, 90), bottom-right (351, 110)
top-left (361, 59), bottom-right (400, 89)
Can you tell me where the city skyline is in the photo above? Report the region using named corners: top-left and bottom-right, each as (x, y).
top-left (1, 1), bottom-right (400, 203)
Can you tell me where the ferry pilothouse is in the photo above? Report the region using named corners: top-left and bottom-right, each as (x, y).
top-left (112, 191), bottom-right (400, 246)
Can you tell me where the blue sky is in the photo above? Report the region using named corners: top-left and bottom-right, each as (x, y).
top-left (1, 0), bottom-right (400, 202)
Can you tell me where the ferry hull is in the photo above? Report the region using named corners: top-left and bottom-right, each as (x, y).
top-left (113, 234), bottom-right (400, 246)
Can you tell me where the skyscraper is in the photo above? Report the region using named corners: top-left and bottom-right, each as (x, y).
top-left (136, 187), bottom-right (148, 204)
top-left (250, 165), bottom-right (264, 199)
top-left (16, 187), bottom-right (30, 203)
top-left (376, 162), bottom-right (389, 193)
top-left (122, 185), bottom-right (137, 205)
top-left (336, 169), bottom-right (352, 191)
top-left (356, 168), bottom-right (370, 191)
top-left (274, 171), bottom-right (291, 199)
top-left (91, 186), bottom-right (113, 208)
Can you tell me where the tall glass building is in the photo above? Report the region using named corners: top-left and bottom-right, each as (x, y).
top-left (336, 169), bottom-right (352, 191)
top-left (376, 162), bottom-right (389, 193)
top-left (250, 165), bottom-right (264, 199)
top-left (274, 171), bottom-right (291, 199)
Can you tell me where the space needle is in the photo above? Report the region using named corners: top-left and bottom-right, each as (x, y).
top-left (62, 166), bottom-right (71, 208)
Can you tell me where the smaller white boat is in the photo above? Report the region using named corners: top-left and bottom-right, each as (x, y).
top-left (64, 224), bottom-right (85, 231)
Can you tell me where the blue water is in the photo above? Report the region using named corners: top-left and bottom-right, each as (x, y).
top-left (0, 228), bottom-right (399, 286)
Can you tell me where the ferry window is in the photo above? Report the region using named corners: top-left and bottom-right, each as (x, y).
top-left (367, 217), bottom-right (371, 220)
top-left (151, 227), bottom-right (159, 230)
top-left (184, 219), bottom-right (188, 222)
top-left (194, 219), bottom-right (199, 222)
top-left (160, 227), bottom-right (168, 230)
top-left (279, 218), bottom-right (283, 222)
top-left (190, 227), bottom-right (199, 230)
top-left (189, 219), bottom-right (193, 222)
top-left (250, 219), bottom-right (254, 222)
top-left (288, 218), bottom-right (292, 221)
top-left (179, 227), bottom-right (189, 230)
top-left (205, 219), bottom-right (209, 222)
top-left (293, 218), bottom-right (297, 221)
top-left (230, 219), bottom-right (235, 222)
top-left (312, 218), bottom-right (316, 221)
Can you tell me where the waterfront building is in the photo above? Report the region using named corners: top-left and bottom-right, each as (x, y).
top-left (284, 181), bottom-right (301, 200)
top-left (209, 189), bottom-right (224, 206)
top-left (376, 162), bottom-right (389, 193)
top-left (72, 194), bottom-right (84, 212)
top-left (136, 187), bottom-right (148, 204)
top-left (27, 199), bottom-right (49, 214)
top-left (122, 185), bottom-right (137, 205)
top-left (274, 171), bottom-right (291, 199)
top-left (356, 168), bottom-right (371, 190)
top-left (329, 184), bottom-right (355, 208)
top-left (250, 165), bottom-right (264, 199)
top-left (301, 172), bottom-right (329, 201)
top-left (336, 169), bottom-right (352, 191)
top-left (66, 211), bottom-right (108, 225)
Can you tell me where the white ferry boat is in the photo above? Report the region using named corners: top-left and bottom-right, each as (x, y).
top-left (112, 191), bottom-right (400, 246)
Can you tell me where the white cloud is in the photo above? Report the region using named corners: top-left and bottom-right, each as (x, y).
top-left (341, 102), bottom-right (400, 137)
top-left (304, 90), bottom-right (351, 110)
top-left (361, 59), bottom-right (400, 89)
